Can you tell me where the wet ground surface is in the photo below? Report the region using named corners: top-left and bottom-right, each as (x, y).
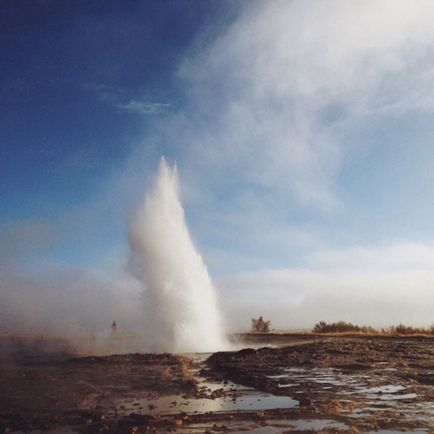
top-left (207, 338), bottom-right (434, 433)
top-left (1, 336), bottom-right (434, 433)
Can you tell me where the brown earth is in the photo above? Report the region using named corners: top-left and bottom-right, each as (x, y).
top-left (206, 337), bottom-right (434, 432)
top-left (0, 349), bottom-right (196, 433)
top-left (1, 336), bottom-right (434, 433)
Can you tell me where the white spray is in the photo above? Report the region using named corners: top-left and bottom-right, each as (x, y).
top-left (129, 158), bottom-right (227, 353)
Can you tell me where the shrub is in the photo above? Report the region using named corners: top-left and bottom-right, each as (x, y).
top-left (312, 321), bottom-right (376, 334)
top-left (313, 321), bottom-right (434, 335)
top-left (386, 324), bottom-right (434, 335)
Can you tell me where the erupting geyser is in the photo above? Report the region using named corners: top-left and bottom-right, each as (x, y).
top-left (129, 158), bottom-right (227, 353)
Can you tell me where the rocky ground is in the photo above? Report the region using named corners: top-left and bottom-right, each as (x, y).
top-left (207, 338), bottom-right (434, 432)
top-left (1, 336), bottom-right (433, 433)
top-left (0, 349), bottom-right (196, 433)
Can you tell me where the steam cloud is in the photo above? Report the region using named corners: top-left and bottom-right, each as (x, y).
top-left (129, 158), bottom-right (227, 353)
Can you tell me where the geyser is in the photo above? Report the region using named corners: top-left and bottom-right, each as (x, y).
top-left (129, 158), bottom-right (227, 353)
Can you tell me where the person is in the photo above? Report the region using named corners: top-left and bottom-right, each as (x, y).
top-left (111, 320), bottom-right (117, 334)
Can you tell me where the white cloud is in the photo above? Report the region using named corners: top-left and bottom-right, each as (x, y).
top-left (306, 243), bottom-right (434, 272)
top-left (175, 0), bottom-right (434, 211)
top-left (218, 242), bottom-right (434, 330)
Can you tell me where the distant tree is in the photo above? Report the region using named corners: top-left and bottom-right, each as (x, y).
top-left (313, 321), bottom-right (328, 333)
top-left (251, 316), bottom-right (271, 333)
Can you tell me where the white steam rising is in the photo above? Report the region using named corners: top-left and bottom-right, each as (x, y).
top-left (129, 158), bottom-right (227, 353)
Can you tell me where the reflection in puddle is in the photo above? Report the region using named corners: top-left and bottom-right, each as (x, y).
top-left (176, 418), bottom-right (349, 434)
top-left (111, 354), bottom-right (433, 432)
top-left (367, 393), bottom-right (418, 401)
top-left (268, 367), bottom-right (418, 401)
top-left (263, 364), bottom-right (434, 429)
top-left (359, 384), bottom-right (407, 394)
top-left (118, 392), bottom-right (298, 415)
top-left (115, 393), bottom-right (298, 415)
top-left (114, 355), bottom-right (298, 417)
top-left (288, 418), bottom-right (349, 431)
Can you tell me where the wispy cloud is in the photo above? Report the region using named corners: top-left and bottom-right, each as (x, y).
top-left (116, 99), bottom-right (171, 115)
top-left (170, 0), bottom-right (434, 212)
top-left (85, 83), bottom-right (170, 116)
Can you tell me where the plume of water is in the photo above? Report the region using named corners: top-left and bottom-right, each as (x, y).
top-left (128, 158), bottom-right (227, 353)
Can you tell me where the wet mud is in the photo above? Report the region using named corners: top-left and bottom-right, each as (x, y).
top-left (1, 336), bottom-right (433, 433)
top-left (207, 338), bottom-right (434, 433)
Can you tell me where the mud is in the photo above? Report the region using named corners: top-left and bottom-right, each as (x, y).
top-left (207, 338), bottom-right (434, 432)
top-left (0, 350), bottom-right (196, 433)
top-left (1, 336), bottom-right (433, 433)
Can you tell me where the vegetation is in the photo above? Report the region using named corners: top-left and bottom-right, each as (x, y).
top-left (251, 316), bottom-right (271, 333)
top-left (313, 321), bottom-right (376, 334)
top-left (312, 321), bottom-right (434, 336)
top-left (385, 323), bottom-right (434, 335)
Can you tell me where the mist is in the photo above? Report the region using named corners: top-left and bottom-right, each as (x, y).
top-left (2, 218), bottom-right (434, 342)
top-left (218, 243), bottom-right (434, 331)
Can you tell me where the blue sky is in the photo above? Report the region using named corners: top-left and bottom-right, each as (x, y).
top-left (1, 0), bottom-right (230, 217)
top-left (2, 0), bottom-right (434, 331)
top-left (1, 0), bottom-right (236, 266)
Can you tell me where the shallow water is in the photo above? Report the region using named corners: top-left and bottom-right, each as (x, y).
top-left (175, 418), bottom-right (349, 434)
top-left (115, 392), bottom-right (298, 415)
top-left (262, 363), bottom-right (434, 430)
top-left (108, 353), bottom-right (434, 432)
top-left (113, 354), bottom-right (299, 416)
top-left (268, 366), bottom-right (417, 400)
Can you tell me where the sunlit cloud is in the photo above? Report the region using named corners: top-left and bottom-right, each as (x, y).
top-left (174, 0), bottom-right (434, 212)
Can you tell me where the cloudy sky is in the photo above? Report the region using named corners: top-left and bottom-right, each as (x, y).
top-left (2, 0), bottom-right (434, 332)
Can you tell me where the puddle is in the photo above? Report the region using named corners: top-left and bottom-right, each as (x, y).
top-left (359, 385), bottom-right (407, 394)
top-left (351, 384), bottom-right (418, 401)
top-left (287, 418), bottom-right (349, 431)
top-left (367, 393), bottom-right (418, 401)
top-left (277, 382), bottom-right (297, 388)
top-left (268, 366), bottom-right (366, 388)
top-left (176, 418), bottom-right (349, 433)
top-left (261, 363), bottom-right (434, 428)
top-left (198, 378), bottom-right (252, 393)
top-left (113, 355), bottom-right (298, 417)
top-left (268, 367), bottom-right (418, 401)
top-left (115, 393), bottom-right (298, 415)
top-left (267, 373), bottom-right (293, 379)
top-left (112, 354), bottom-right (433, 430)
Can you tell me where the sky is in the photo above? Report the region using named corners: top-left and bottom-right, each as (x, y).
top-left (2, 0), bottom-right (434, 333)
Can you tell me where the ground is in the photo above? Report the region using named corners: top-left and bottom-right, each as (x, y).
top-left (1, 335), bottom-right (433, 433)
